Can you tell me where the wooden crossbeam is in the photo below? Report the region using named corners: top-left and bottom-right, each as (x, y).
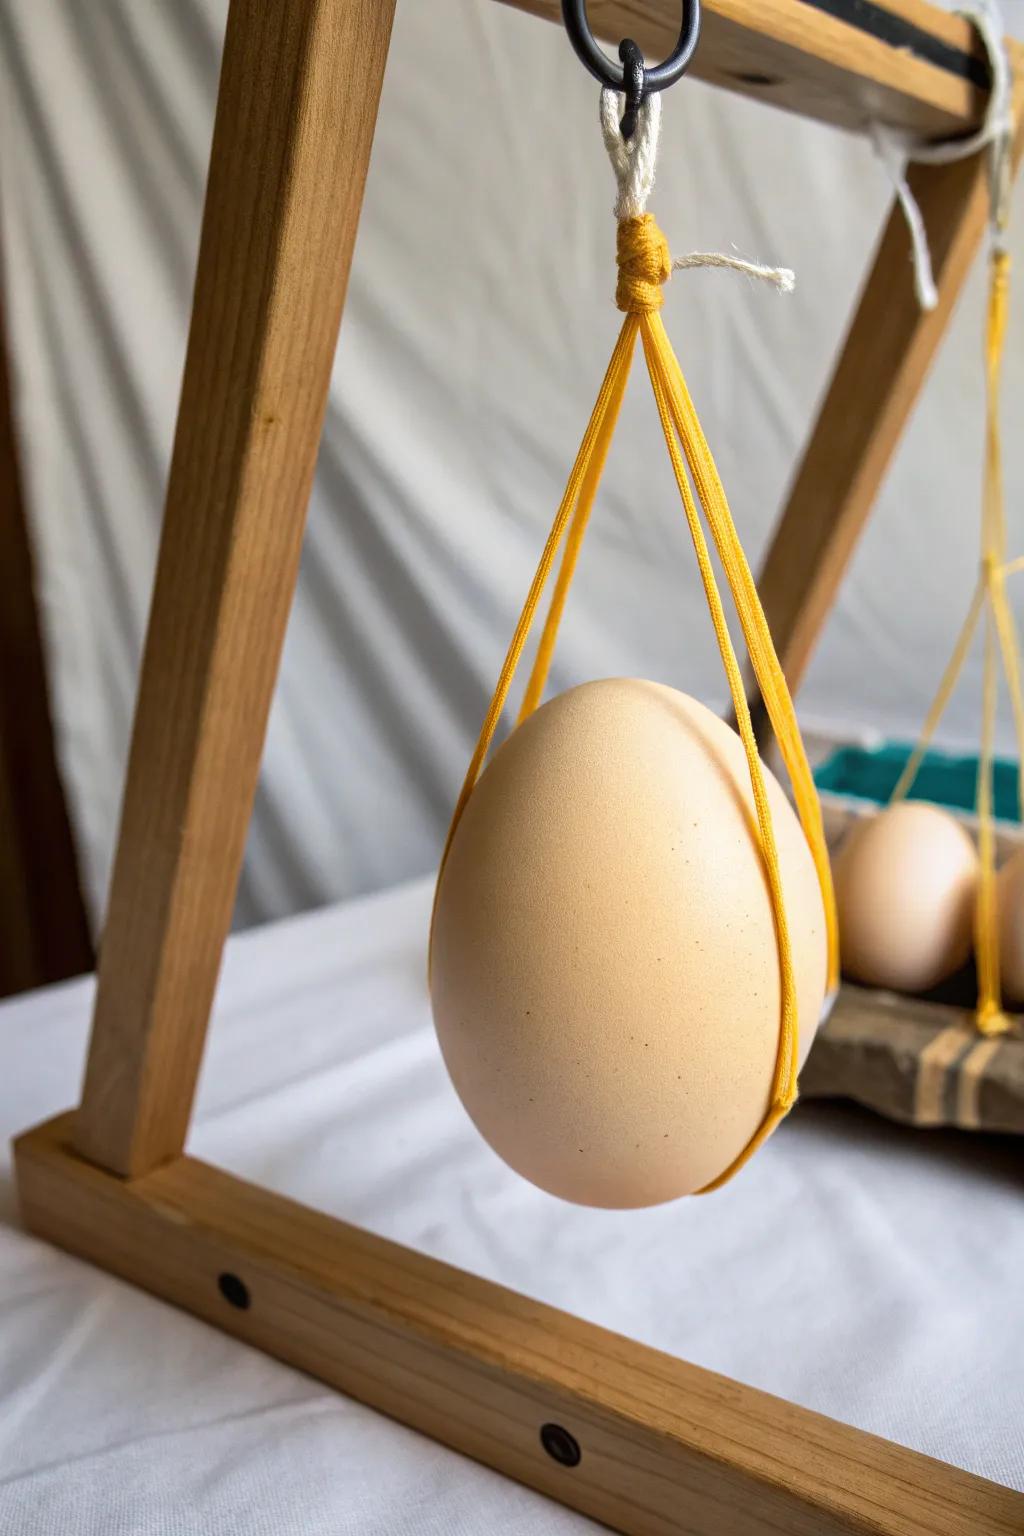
top-left (500, 0), bottom-right (988, 137)
top-left (17, 1113), bottom-right (1024, 1536)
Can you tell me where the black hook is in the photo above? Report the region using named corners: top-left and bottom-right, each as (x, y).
top-left (617, 39), bottom-right (645, 141)
top-left (560, 1), bottom-right (702, 112)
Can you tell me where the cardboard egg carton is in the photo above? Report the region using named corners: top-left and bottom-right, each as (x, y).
top-left (799, 794), bottom-right (1024, 1134)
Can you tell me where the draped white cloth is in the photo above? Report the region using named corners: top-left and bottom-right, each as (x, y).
top-left (1, 878), bottom-right (1021, 1534)
top-left (1, 0), bottom-right (1022, 934)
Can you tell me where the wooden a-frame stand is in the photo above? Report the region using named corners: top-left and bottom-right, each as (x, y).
top-left (14, 3), bottom-right (1024, 1532)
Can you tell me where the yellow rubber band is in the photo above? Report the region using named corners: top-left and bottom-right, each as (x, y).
top-left (432, 213), bottom-right (839, 1187)
top-left (892, 249), bottom-right (1018, 1037)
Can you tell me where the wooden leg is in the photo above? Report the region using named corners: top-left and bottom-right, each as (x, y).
top-left (74, 0), bottom-right (396, 1177)
top-left (753, 46), bottom-right (1024, 722)
top-left (17, 1114), bottom-right (1023, 1536)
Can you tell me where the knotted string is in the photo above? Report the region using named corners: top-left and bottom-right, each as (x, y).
top-left (891, 246), bottom-right (1020, 1036)
top-left (616, 215), bottom-right (671, 312)
top-left (884, 1), bottom-right (1020, 1036)
top-left (872, 0), bottom-right (1013, 309)
top-left (431, 89), bottom-right (838, 1191)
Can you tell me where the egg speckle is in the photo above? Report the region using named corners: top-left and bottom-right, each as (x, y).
top-left (832, 801), bottom-right (976, 994)
top-left (430, 678), bottom-right (827, 1207)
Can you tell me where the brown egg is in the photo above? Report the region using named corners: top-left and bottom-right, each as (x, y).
top-left (832, 802), bottom-right (976, 994)
top-left (997, 844), bottom-right (1024, 1003)
top-left (430, 678), bottom-right (827, 1207)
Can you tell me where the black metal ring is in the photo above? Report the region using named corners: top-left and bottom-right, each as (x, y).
top-left (617, 39), bottom-right (645, 140)
top-left (560, 0), bottom-right (701, 93)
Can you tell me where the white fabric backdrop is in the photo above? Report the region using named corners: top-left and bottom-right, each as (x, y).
top-left (2, 0), bottom-right (1024, 930)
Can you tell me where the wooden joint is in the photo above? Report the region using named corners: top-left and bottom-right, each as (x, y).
top-left (15, 1112), bottom-right (1022, 1536)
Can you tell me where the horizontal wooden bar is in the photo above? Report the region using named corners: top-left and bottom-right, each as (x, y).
top-left (16, 1113), bottom-right (1022, 1536)
top-left (500, 0), bottom-right (987, 137)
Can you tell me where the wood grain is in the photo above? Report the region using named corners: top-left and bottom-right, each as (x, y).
top-left (17, 1113), bottom-right (1024, 1536)
top-left (0, 260), bottom-right (93, 997)
top-left (753, 40), bottom-right (1024, 711)
top-left (501, 0), bottom-right (986, 137)
top-left (74, 0), bottom-right (396, 1176)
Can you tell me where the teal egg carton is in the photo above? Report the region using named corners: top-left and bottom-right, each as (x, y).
top-left (813, 742), bottom-right (1021, 824)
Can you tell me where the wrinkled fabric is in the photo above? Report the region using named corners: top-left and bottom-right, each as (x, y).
top-left (1, 878), bottom-right (1022, 1533)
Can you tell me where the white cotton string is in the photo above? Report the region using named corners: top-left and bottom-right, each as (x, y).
top-left (871, 0), bottom-right (1013, 311)
top-left (600, 87), bottom-right (662, 219)
top-left (600, 86), bottom-right (796, 291)
top-left (871, 123), bottom-right (942, 309)
top-left (672, 251), bottom-right (795, 292)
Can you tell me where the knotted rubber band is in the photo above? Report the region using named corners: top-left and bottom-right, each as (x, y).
top-left (891, 248), bottom-right (1020, 1037)
top-left (616, 215), bottom-right (672, 312)
top-left (883, 2), bottom-right (1020, 1036)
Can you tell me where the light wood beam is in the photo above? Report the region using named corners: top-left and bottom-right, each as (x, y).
top-left (499, 0), bottom-right (987, 137)
top-left (20, 1113), bottom-right (1024, 1536)
top-left (74, 0), bottom-right (396, 1177)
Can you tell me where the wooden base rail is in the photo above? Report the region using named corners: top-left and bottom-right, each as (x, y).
top-left (17, 1114), bottom-right (1022, 1536)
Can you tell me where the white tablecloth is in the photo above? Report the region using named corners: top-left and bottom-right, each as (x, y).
top-left (2, 876), bottom-right (1022, 1533)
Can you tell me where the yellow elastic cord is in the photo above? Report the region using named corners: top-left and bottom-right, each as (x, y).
top-left (432, 213), bottom-right (839, 1185)
top-left (977, 606), bottom-right (1003, 1031)
top-left (518, 216), bottom-right (669, 725)
top-left (640, 313), bottom-right (839, 996)
top-left (984, 255), bottom-right (1024, 830)
top-left (517, 371), bottom-right (621, 725)
top-left (637, 323), bottom-right (798, 1189)
top-left (891, 249), bottom-right (1019, 1037)
top-left (429, 313), bottom-right (639, 941)
top-left (889, 577), bottom-right (986, 806)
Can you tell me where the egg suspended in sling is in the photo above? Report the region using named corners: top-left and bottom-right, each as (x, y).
top-left (431, 680), bottom-right (828, 1206)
